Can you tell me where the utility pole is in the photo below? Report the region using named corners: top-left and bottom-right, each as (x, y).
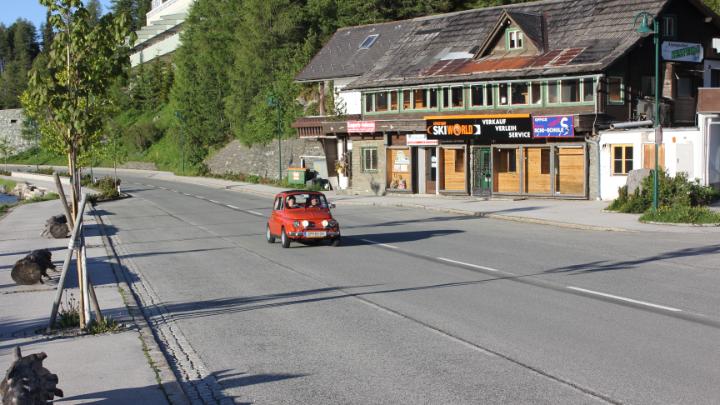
top-left (634, 12), bottom-right (661, 212)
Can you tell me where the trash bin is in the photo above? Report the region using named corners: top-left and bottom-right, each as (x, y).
top-left (287, 167), bottom-right (307, 185)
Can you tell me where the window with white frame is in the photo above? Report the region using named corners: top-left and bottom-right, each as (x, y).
top-left (362, 147), bottom-right (378, 172)
top-left (507, 30), bottom-right (524, 50)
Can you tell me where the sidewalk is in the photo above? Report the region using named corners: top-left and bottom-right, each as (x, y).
top-left (6, 165), bottom-right (720, 232)
top-left (0, 197), bottom-right (181, 403)
top-left (116, 169), bottom-right (720, 233)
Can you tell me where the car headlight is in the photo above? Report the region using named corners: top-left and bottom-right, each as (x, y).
top-left (301, 220), bottom-right (310, 228)
top-left (293, 220), bottom-right (301, 228)
top-left (321, 219), bottom-right (329, 228)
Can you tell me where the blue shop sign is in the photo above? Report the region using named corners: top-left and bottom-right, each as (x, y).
top-left (533, 115), bottom-right (574, 138)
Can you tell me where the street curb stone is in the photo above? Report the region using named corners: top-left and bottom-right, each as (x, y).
top-left (93, 209), bottom-right (192, 405)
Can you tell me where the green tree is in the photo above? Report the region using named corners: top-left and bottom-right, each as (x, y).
top-left (170, 0), bottom-right (240, 165)
top-left (111, 0), bottom-right (151, 31)
top-left (0, 19), bottom-right (40, 108)
top-left (22, 0), bottom-right (133, 217)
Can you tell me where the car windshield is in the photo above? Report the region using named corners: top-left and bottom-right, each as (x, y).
top-left (286, 194), bottom-right (328, 209)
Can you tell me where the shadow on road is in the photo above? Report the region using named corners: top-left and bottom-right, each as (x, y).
top-left (335, 230), bottom-right (464, 247)
top-left (544, 243), bottom-right (720, 274)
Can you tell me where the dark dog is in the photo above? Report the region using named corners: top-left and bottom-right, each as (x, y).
top-left (11, 249), bottom-right (57, 285)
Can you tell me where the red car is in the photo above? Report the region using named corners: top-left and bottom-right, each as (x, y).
top-left (266, 190), bottom-right (341, 248)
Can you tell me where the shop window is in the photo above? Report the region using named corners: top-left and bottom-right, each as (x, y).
top-left (497, 149), bottom-right (517, 173)
top-left (561, 79), bottom-right (580, 103)
top-left (541, 149), bottom-right (550, 174)
top-left (507, 30), bottom-right (523, 50)
top-left (413, 89), bottom-right (426, 109)
top-left (511, 82), bottom-right (529, 105)
top-left (662, 16), bottom-right (676, 39)
top-left (364, 93), bottom-right (374, 113)
top-left (362, 147), bottom-right (378, 172)
top-left (429, 88), bottom-right (438, 108)
top-left (548, 81), bottom-right (559, 104)
top-left (376, 92), bottom-right (389, 112)
top-left (612, 145), bottom-right (633, 175)
top-left (582, 78), bottom-right (594, 102)
top-left (402, 90), bottom-right (411, 110)
top-left (607, 77), bottom-right (623, 104)
top-left (531, 82), bottom-right (542, 104)
top-left (455, 149), bottom-right (465, 172)
top-left (470, 85), bottom-right (485, 107)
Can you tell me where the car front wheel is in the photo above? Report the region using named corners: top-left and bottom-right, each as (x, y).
top-left (330, 237), bottom-right (341, 247)
top-left (281, 228), bottom-right (290, 248)
top-left (266, 225), bottom-right (275, 243)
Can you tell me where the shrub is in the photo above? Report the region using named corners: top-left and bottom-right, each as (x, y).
top-left (608, 170), bottom-right (719, 214)
top-left (126, 121), bottom-right (163, 151)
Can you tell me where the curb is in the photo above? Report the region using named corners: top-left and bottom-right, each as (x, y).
top-left (335, 200), bottom-right (630, 232)
top-left (640, 220), bottom-right (720, 227)
top-left (93, 210), bottom-right (191, 405)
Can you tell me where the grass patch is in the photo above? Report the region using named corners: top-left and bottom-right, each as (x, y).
top-left (212, 171), bottom-right (326, 191)
top-left (56, 294), bottom-right (81, 329)
top-left (21, 192), bottom-right (59, 204)
top-left (86, 318), bottom-right (121, 334)
top-left (640, 206), bottom-right (720, 225)
top-left (6, 147), bottom-right (66, 166)
top-left (0, 178), bottom-right (17, 192)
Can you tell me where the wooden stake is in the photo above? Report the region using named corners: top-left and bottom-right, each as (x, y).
top-left (48, 193), bottom-right (88, 332)
top-left (53, 172), bottom-right (74, 227)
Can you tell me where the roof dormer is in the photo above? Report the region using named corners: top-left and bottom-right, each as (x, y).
top-left (475, 10), bottom-right (547, 59)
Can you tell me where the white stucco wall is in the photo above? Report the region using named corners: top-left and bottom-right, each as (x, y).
top-left (131, 32), bottom-right (181, 66)
top-left (147, 0), bottom-right (195, 24)
top-left (599, 127), bottom-right (703, 200)
top-left (333, 77), bottom-right (362, 115)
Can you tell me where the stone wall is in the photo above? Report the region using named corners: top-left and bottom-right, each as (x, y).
top-left (205, 138), bottom-right (326, 180)
top-left (349, 140), bottom-right (387, 195)
top-left (0, 109), bottom-right (30, 153)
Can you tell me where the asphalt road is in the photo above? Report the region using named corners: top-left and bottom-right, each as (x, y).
top-left (96, 172), bottom-right (720, 404)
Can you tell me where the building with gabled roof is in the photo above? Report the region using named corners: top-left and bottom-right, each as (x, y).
top-left (295, 0), bottom-right (720, 199)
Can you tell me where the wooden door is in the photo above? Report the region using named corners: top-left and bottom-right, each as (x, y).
top-left (555, 147), bottom-right (585, 195)
top-left (425, 148), bottom-right (437, 193)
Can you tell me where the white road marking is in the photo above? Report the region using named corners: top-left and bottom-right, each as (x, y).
top-left (158, 186), bottom-right (167, 190)
top-left (437, 257), bottom-right (499, 272)
top-left (247, 210), bottom-right (264, 217)
top-left (195, 195), bottom-right (206, 199)
top-left (567, 286), bottom-right (682, 312)
top-left (226, 204), bottom-right (239, 209)
top-left (360, 239), bottom-right (399, 249)
top-left (209, 199), bottom-right (220, 204)
top-left (182, 193), bottom-right (191, 196)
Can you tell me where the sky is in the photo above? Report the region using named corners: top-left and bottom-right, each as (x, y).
top-left (0, 0), bottom-right (114, 28)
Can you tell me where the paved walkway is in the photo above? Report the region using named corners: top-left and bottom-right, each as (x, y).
top-left (0, 183), bottom-right (184, 403)
top-left (107, 168), bottom-right (720, 233)
top-left (6, 166), bottom-right (720, 233)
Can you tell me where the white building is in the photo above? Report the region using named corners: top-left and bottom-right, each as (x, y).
top-left (130, 0), bottom-right (195, 67)
top-left (599, 89), bottom-right (720, 200)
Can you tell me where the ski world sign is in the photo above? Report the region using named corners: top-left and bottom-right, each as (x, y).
top-left (425, 114), bottom-right (532, 142)
top-left (662, 42), bottom-right (704, 63)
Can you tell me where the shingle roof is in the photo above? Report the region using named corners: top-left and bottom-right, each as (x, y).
top-left (294, 20), bottom-right (409, 82)
top-left (345, 0), bottom-right (674, 90)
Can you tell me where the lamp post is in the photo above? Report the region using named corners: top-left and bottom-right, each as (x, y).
top-left (267, 95), bottom-right (283, 181)
top-left (634, 11), bottom-right (661, 212)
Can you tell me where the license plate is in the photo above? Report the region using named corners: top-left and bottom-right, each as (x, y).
top-left (305, 231), bottom-right (327, 238)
